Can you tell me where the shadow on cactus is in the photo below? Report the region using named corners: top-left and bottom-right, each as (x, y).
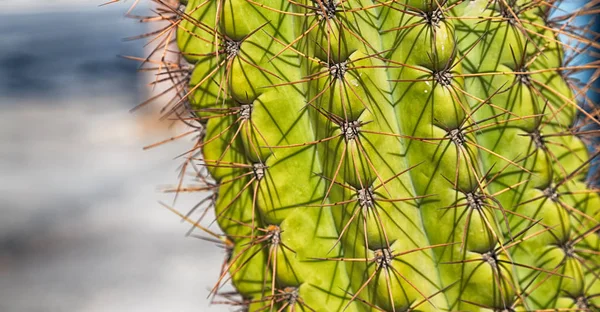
top-left (113, 0), bottom-right (600, 310)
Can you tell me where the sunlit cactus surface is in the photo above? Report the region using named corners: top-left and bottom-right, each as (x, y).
top-left (118, 0), bottom-right (600, 310)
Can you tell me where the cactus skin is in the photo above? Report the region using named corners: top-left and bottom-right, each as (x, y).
top-left (124, 0), bottom-right (600, 311)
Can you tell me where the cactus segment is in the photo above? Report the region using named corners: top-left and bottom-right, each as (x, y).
top-left (120, 0), bottom-right (600, 310)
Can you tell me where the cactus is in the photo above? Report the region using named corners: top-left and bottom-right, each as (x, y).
top-left (120, 0), bottom-right (600, 310)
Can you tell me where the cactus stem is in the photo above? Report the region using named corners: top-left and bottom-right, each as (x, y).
top-left (374, 247), bottom-right (393, 269)
top-left (176, 3), bottom-right (186, 13)
top-left (481, 250), bottom-right (499, 268)
top-left (239, 104), bottom-right (253, 120)
top-left (340, 120), bottom-right (361, 141)
top-left (465, 192), bottom-right (485, 211)
top-left (329, 60), bottom-right (348, 80)
top-left (252, 163), bottom-right (266, 181)
top-left (575, 296), bottom-right (590, 310)
top-left (561, 241), bottom-right (576, 258)
top-left (357, 187), bottom-right (375, 209)
top-left (281, 286), bottom-right (300, 307)
top-left (422, 7), bottom-right (445, 27)
top-left (515, 67), bottom-right (532, 86)
top-left (252, 286), bottom-right (315, 312)
top-left (225, 39), bottom-right (242, 59)
top-left (543, 185), bottom-right (560, 203)
top-left (266, 224), bottom-right (281, 245)
top-left (530, 130), bottom-right (547, 150)
top-left (448, 128), bottom-right (467, 146)
top-left (498, 3), bottom-right (518, 25)
top-left (314, 0), bottom-right (338, 21)
top-left (433, 68), bottom-right (453, 86)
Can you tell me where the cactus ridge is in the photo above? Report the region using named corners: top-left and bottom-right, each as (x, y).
top-left (117, 0), bottom-right (600, 311)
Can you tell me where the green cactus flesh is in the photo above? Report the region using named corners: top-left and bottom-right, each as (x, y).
top-left (129, 0), bottom-right (600, 310)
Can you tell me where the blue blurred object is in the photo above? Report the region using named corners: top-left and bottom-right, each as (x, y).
top-left (553, 0), bottom-right (600, 183)
top-left (0, 8), bottom-right (141, 101)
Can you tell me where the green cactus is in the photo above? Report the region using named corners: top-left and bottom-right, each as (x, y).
top-left (122, 0), bottom-right (600, 310)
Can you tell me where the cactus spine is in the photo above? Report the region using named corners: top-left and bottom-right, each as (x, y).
top-left (121, 0), bottom-right (600, 310)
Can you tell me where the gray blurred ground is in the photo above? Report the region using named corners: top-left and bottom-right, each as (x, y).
top-left (0, 2), bottom-right (227, 311)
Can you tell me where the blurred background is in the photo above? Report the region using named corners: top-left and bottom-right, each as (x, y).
top-left (0, 1), bottom-right (597, 312)
top-left (0, 1), bottom-right (228, 311)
